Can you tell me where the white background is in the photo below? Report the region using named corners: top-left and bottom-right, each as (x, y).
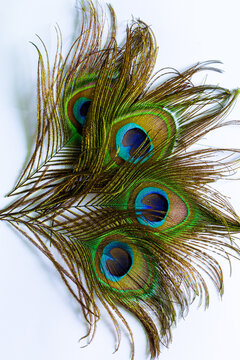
top-left (1, 1), bottom-right (240, 359)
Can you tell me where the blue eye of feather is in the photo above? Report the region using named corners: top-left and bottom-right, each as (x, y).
top-left (115, 123), bottom-right (153, 163)
top-left (135, 187), bottom-right (169, 227)
top-left (72, 97), bottom-right (91, 126)
top-left (100, 242), bottom-right (133, 282)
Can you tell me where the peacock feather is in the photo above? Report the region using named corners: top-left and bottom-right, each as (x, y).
top-left (1, 1), bottom-right (240, 358)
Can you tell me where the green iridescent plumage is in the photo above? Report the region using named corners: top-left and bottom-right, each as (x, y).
top-left (1, 2), bottom-right (240, 359)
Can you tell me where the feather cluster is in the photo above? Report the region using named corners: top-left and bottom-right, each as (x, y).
top-left (1, 1), bottom-right (240, 358)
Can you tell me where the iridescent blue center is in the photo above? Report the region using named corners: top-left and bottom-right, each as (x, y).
top-left (100, 242), bottom-right (133, 282)
top-left (73, 97), bottom-right (91, 126)
top-left (135, 187), bottom-right (169, 227)
top-left (115, 123), bottom-right (153, 162)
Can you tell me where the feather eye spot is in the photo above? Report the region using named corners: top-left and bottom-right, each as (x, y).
top-left (77, 98), bottom-right (91, 119)
top-left (72, 97), bottom-right (91, 126)
top-left (106, 248), bottom-right (133, 277)
top-left (100, 242), bottom-right (133, 281)
top-left (65, 84), bottom-right (94, 134)
top-left (94, 236), bottom-right (151, 292)
top-left (135, 187), bottom-right (169, 227)
top-left (116, 123), bottom-right (153, 162)
top-left (129, 182), bottom-right (190, 230)
top-left (109, 109), bottom-right (177, 164)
